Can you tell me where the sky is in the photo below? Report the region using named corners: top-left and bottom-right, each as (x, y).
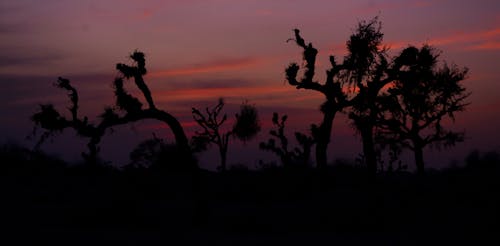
top-left (1, 0), bottom-right (499, 170)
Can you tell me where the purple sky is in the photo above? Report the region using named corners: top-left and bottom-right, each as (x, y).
top-left (1, 0), bottom-right (499, 169)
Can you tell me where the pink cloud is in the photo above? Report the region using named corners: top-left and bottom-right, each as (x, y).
top-left (354, 0), bottom-right (435, 15)
top-left (155, 85), bottom-right (291, 102)
top-left (466, 41), bottom-right (500, 51)
top-left (149, 58), bottom-right (261, 77)
top-left (135, 9), bottom-right (154, 20)
top-left (382, 27), bottom-right (500, 51)
top-left (256, 9), bottom-right (273, 16)
top-left (428, 28), bottom-right (498, 46)
top-left (152, 84), bottom-right (325, 111)
top-left (326, 25), bottom-right (500, 55)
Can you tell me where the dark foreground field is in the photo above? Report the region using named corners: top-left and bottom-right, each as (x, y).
top-left (1, 150), bottom-right (498, 245)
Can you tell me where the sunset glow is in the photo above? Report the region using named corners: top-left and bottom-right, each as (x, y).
top-left (1, 0), bottom-right (499, 168)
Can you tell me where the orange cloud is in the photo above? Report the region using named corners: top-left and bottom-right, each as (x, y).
top-left (149, 58), bottom-right (260, 77)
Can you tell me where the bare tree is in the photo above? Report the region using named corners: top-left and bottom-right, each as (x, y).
top-left (192, 99), bottom-right (260, 171)
top-left (31, 51), bottom-right (192, 168)
top-left (259, 112), bottom-right (315, 167)
top-left (377, 45), bottom-right (470, 174)
top-left (285, 29), bottom-right (348, 168)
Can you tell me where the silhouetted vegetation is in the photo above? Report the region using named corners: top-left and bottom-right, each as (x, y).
top-left (192, 99), bottom-right (260, 171)
top-left (343, 18), bottom-right (392, 174)
top-left (376, 45), bottom-right (469, 174)
top-left (31, 51), bottom-right (193, 169)
top-left (286, 18), bottom-right (468, 174)
top-left (286, 18), bottom-right (393, 172)
top-left (286, 28), bottom-right (348, 169)
top-left (259, 112), bottom-right (315, 167)
top-left (465, 150), bottom-right (500, 172)
top-left (126, 134), bottom-right (197, 172)
top-left (1, 143), bottom-right (498, 244)
top-left (15, 18), bottom-right (496, 244)
top-left (0, 142), bottom-right (66, 175)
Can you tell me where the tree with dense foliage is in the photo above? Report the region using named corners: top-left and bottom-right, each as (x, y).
top-left (31, 51), bottom-right (193, 168)
top-left (286, 17), bottom-right (393, 172)
top-left (342, 18), bottom-right (394, 174)
top-left (376, 45), bottom-right (470, 174)
top-left (192, 99), bottom-right (260, 171)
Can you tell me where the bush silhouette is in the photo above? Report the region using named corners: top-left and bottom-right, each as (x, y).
top-left (126, 134), bottom-right (197, 171)
top-left (259, 112), bottom-right (315, 167)
top-left (0, 142), bottom-right (66, 175)
top-left (465, 150), bottom-right (499, 172)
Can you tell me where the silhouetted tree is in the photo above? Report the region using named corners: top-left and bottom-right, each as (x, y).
top-left (259, 112), bottom-right (315, 167)
top-left (286, 29), bottom-right (348, 168)
top-left (31, 51), bottom-right (192, 168)
top-left (286, 17), bottom-right (393, 172)
top-left (377, 45), bottom-right (470, 174)
top-left (192, 99), bottom-right (260, 171)
top-left (343, 17), bottom-right (394, 174)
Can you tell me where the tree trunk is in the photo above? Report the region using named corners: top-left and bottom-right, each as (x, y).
top-left (135, 75), bottom-right (156, 109)
top-left (361, 124), bottom-right (377, 174)
top-left (281, 154), bottom-right (291, 168)
top-left (219, 145), bottom-right (227, 172)
top-left (82, 138), bottom-right (100, 166)
top-left (144, 109), bottom-right (194, 170)
top-left (414, 144), bottom-right (425, 175)
top-left (146, 109), bottom-right (188, 148)
top-left (316, 110), bottom-right (336, 168)
top-left (104, 108), bottom-right (190, 151)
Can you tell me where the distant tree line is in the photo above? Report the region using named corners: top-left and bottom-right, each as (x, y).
top-left (31, 17), bottom-right (469, 175)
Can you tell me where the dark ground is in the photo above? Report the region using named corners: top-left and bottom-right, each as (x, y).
top-left (1, 146), bottom-right (498, 245)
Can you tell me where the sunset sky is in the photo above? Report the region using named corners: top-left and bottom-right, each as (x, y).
top-left (1, 0), bottom-right (499, 169)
